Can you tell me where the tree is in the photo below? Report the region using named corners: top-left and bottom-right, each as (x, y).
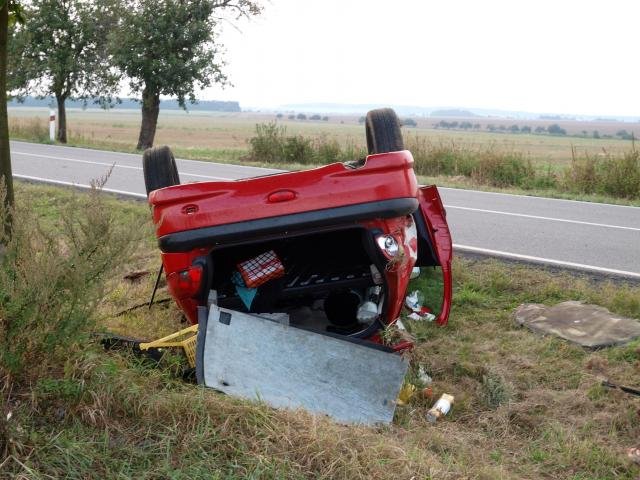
top-left (9, 0), bottom-right (117, 143)
top-left (296, 113), bottom-right (307, 120)
top-left (521, 125), bottom-right (531, 133)
top-left (0, 0), bottom-right (24, 214)
top-left (547, 124), bottom-right (566, 136)
top-left (109, 0), bottom-right (262, 150)
top-left (309, 114), bottom-right (321, 120)
top-left (509, 124), bottom-right (520, 133)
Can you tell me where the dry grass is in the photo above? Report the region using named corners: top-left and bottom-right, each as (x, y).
top-left (9, 107), bottom-right (637, 166)
top-left (2, 182), bottom-right (639, 479)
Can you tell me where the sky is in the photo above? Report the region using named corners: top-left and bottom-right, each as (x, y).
top-left (203, 0), bottom-right (640, 117)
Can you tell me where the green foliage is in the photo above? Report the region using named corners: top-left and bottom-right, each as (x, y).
top-left (564, 148), bottom-right (640, 199)
top-left (547, 123), bottom-right (567, 135)
top-left (0, 178), bottom-right (137, 378)
top-left (406, 135), bottom-right (547, 188)
top-left (8, 0), bottom-right (117, 105)
top-left (481, 371), bottom-right (511, 408)
top-left (247, 122), bottom-right (366, 165)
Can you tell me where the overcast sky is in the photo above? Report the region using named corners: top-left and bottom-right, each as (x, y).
top-left (203, 0), bottom-right (640, 116)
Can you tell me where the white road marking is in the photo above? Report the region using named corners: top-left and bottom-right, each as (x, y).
top-left (14, 174), bottom-right (148, 199)
top-left (447, 205), bottom-right (640, 232)
top-left (440, 186), bottom-right (640, 210)
top-left (11, 140), bottom-right (282, 173)
top-left (12, 150), bottom-right (231, 180)
top-left (454, 243), bottom-right (640, 279)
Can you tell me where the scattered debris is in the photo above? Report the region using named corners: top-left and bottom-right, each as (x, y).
top-left (397, 383), bottom-right (417, 405)
top-left (627, 447), bottom-right (640, 465)
top-left (405, 290), bottom-right (436, 321)
top-left (514, 301), bottom-right (640, 348)
top-left (421, 386), bottom-right (434, 400)
top-left (405, 290), bottom-right (422, 311)
top-left (123, 269), bottom-right (150, 283)
top-left (426, 393), bottom-right (454, 423)
top-left (417, 365), bottom-right (433, 385)
top-left (231, 271), bottom-right (258, 309)
top-left (602, 380), bottom-right (640, 397)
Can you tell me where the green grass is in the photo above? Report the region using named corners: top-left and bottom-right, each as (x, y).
top-left (2, 182), bottom-right (640, 478)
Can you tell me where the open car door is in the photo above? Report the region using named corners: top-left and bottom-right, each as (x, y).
top-left (412, 185), bottom-right (453, 326)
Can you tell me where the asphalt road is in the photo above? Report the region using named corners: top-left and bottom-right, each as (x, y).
top-left (10, 140), bottom-right (640, 279)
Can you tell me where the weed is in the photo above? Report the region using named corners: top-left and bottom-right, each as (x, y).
top-left (480, 371), bottom-right (511, 409)
top-left (0, 176), bottom-right (138, 380)
top-left (564, 148), bottom-right (640, 199)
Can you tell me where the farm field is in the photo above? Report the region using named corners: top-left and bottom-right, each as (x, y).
top-left (8, 107), bottom-right (639, 167)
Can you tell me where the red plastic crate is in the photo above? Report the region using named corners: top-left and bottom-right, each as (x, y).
top-left (237, 250), bottom-right (285, 288)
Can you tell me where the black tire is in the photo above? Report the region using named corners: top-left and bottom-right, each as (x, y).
top-left (142, 145), bottom-right (180, 196)
top-left (365, 108), bottom-right (405, 154)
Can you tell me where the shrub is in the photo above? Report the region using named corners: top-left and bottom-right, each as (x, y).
top-left (547, 124), bottom-right (567, 135)
top-left (472, 151), bottom-right (534, 187)
top-left (563, 148), bottom-right (640, 199)
top-left (314, 136), bottom-right (342, 165)
top-left (0, 177), bottom-right (137, 380)
top-left (283, 135), bottom-right (314, 163)
top-left (247, 122), bottom-right (286, 163)
top-left (247, 123), bottom-right (366, 165)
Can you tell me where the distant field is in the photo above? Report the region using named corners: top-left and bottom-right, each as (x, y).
top-left (8, 107), bottom-right (638, 167)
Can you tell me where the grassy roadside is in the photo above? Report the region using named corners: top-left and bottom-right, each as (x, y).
top-left (2, 182), bottom-right (639, 479)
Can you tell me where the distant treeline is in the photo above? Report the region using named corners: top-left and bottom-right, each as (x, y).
top-left (8, 96), bottom-right (241, 112)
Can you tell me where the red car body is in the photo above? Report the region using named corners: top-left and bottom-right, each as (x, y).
top-left (148, 150), bottom-right (452, 346)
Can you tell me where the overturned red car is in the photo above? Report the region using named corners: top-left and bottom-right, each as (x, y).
top-left (144, 108), bottom-right (452, 348)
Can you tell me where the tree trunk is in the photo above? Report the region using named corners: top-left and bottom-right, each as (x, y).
top-left (56, 94), bottom-right (67, 143)
top-left (0, 1), bottom-right (14, 216)
top-left (136, 89), bottom-right (160, 150)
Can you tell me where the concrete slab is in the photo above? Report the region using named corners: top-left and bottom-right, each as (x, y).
top-left (197, 306), bottom-right (408, 425)
top-left (514, 300), bottom-right (640, 348)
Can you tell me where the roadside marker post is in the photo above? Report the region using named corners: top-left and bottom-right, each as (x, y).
top-left (49, 109), bottom-right (55, 142)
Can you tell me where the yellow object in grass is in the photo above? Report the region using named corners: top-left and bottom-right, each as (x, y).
top-left (139, 324), bottom-right (198, 368)
top-left (397, 382), bottom-right (417, 406)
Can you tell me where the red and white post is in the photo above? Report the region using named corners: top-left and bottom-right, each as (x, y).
top-left (49, 109), bottom-right (56, 142)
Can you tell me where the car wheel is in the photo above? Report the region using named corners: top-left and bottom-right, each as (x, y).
top-left (365, 108), bottom-right (405, 154)
top-left (142, 145), bottom-right (180, 196)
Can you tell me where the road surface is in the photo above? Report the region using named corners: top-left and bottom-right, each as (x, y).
top-left (10, 140), bottom-right (640, 279)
